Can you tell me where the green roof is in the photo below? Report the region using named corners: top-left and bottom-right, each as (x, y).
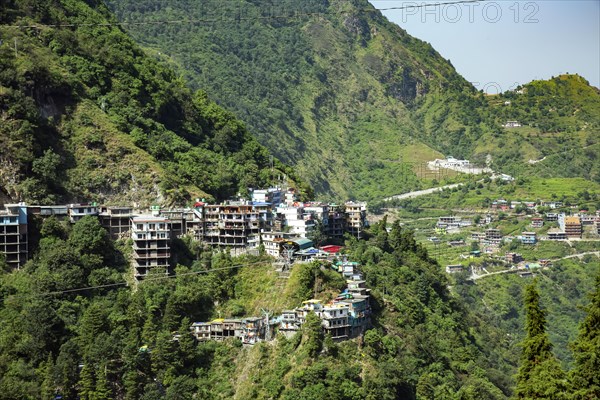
top-left (292, 238), bottom-right (313, 249)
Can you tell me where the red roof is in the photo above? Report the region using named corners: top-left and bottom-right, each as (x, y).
top-left (320, 245), bottom-right (343, 254)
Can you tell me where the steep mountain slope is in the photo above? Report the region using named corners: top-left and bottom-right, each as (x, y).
top-left (106, 0), bottom-right (498, 200)
top-left (482, 75), bottom-right (600, 183)
top-left (0, 214), bottom-right (515, 399)
top-left (107, 1), bottom-right (600, 200)
top-left (0, 0), bottom-right (309, 207)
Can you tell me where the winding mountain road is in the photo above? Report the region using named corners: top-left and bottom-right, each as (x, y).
top-left (383, 183), bottom-right (464, 202)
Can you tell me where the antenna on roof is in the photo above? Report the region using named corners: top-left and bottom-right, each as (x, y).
top-left (270, 155), bottom-right (274, 185)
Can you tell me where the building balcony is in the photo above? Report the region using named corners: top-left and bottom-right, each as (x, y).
top-left (134, 252), bottom-right (171, 259)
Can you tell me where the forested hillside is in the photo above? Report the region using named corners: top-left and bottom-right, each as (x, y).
top-left (482, 75), bottom-right (600, 182)
top-left (1, 1), bottom-right (599, 399)
top-left (1, 213), bottom-right (598, 399)
top-left (107, 1), bottom-right (600, 199)
top-left (0, 0), bottom-right (309, 207)
top-left (0, 214), bottom-right (510, 399)
top-left (106, 0), bottom-right (500, 200)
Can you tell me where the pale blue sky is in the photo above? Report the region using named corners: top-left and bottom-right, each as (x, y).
top-left (369, 0), bottom-right (600, 93)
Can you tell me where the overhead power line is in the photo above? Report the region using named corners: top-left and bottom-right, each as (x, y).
top-left (0, 260), bottom-right (268, 303)
top-left (1, 0), bottom-right (485, 29)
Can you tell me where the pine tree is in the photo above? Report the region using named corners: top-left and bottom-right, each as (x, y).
top-left (78, 362), bottom-right (96, 400)
top-left (570, 274), bottom-right (600, 399)
top-left (515, 282), bottom-right (569, 399)
top-left (303, 311), bottom-right (324, 358)
top-left (94, 365), bottom-right (113, 400)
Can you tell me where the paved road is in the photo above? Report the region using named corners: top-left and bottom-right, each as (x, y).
top-left (384, 183), bottom-right (464, 202)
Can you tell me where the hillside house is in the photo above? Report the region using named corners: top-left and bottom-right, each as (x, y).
top-left (445, 265), bottom-right (464, 274)
top-left (531, 217), bottom-right (544, 228)
top-left (0, 204), bottom-right (28, 269)
top-left (131, 215), bottom-right (171, 279)
top-left (503, 121), bottom-right (522, 128)
top-left (279, 310), bottom-right (301, 338)
top-left (506, 253), bottom-right (523, 264)
top-left (520, 232), bottom-right (537, 245)
top-left (67, 203), bottom-right (99, 223)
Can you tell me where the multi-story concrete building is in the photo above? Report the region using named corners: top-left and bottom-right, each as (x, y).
top-left (531, 217), bottom-right (544, 228)
top-left (520, 232), bottom-right (537, 245)
top-left (203, 205), bottom-right (221, 245)
top-left (279, 310), bottom-right (301, 338)
top-left (99, 206), bottom-right (135, 240)
top-left (160, 208), bottom-right (192, 238)
top-left (445, 265), bottom-right (464, 274)
top-left (506, 252), bottom-right (523, 264)
top-left (276, 204), bottom-right (315, 238)
top-left (67, 203), bottom-right (99, 223)
top-left (27, 204), bottom-right (69, 218)
top-left (217, 204), bottom-right (261, 247)
top-left (320, 305), bottom-right (350, 341)
top-left (547, 230), bottom-right (567, 240)
top-left (545, 213), bottom-right (559, 222)
top-left (185, 202), bottom-right (207, 241)
top-left (327, 205), bottom-right (346, 238)
top-left (0, 204), bottom-right (28, 269)
top-left (483, 228), bottom-right (502, 246)
top-left (345, 201), bottom-right (367, 239)
top-left (251, 187), bottom-right (284, 209)
top-left (131, 215), bottom-right (171, 279)
top-left (559, 214), bottom-right (582, 239)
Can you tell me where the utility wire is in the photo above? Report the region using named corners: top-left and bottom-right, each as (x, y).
top-left (1, 0), bottom-right (485, 29)
top-left (0, 260), bottom-right (268, 303)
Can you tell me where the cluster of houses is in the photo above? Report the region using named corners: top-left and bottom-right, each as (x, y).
top-left (428, 157), bottom-right (491, 175)
top-left (434, 206), bottom-right (598, 260)
top-left (0, 188), bottom-right (368, 280)
top-left (190, 261), bottom-right (371, 344)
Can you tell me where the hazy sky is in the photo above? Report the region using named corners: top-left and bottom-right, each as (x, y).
top-left (369, 0), bottom-right (600, 93)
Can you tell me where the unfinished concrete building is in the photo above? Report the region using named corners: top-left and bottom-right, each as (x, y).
top-left (99, 206), bottom-right (135, 240)
top-left (0, 204), bottom-right (28, 269)
top-left (215, 204), bottom-right (260, 247)
top-left (345, 202), bottom-right (367, 239)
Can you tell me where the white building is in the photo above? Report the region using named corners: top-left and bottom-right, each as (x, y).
top-left (276, 205), bottom-right (315, 238)
top-left (131, 215), bottom-right (171, 279)
top-left (67, 203), bottom-right (99, 223)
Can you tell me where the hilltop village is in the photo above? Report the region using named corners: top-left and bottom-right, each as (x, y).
top-left (0, 187), bottom-right (367, 276)
top-left (190, 261), bottom-right (371, 345)
top-left (419, 198), bottom-right (600, 279)
top-left (0, 187), bottom-right (372, 346)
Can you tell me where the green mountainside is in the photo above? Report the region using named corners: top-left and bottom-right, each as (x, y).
top-left (481, 75), bottom-right (600, 182)
top-left (0, 214), bottom-right (512, 399)
top-left (2, 213), bottom-right (598, 399)
top-left (105, 0), bottom-right (500, 200)
top-left (1, 1), bottom-right (599, 399)
top-left (0, 0), bottom-right (309, 207)
top-left (106, 1), bottom-right (600, 200)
